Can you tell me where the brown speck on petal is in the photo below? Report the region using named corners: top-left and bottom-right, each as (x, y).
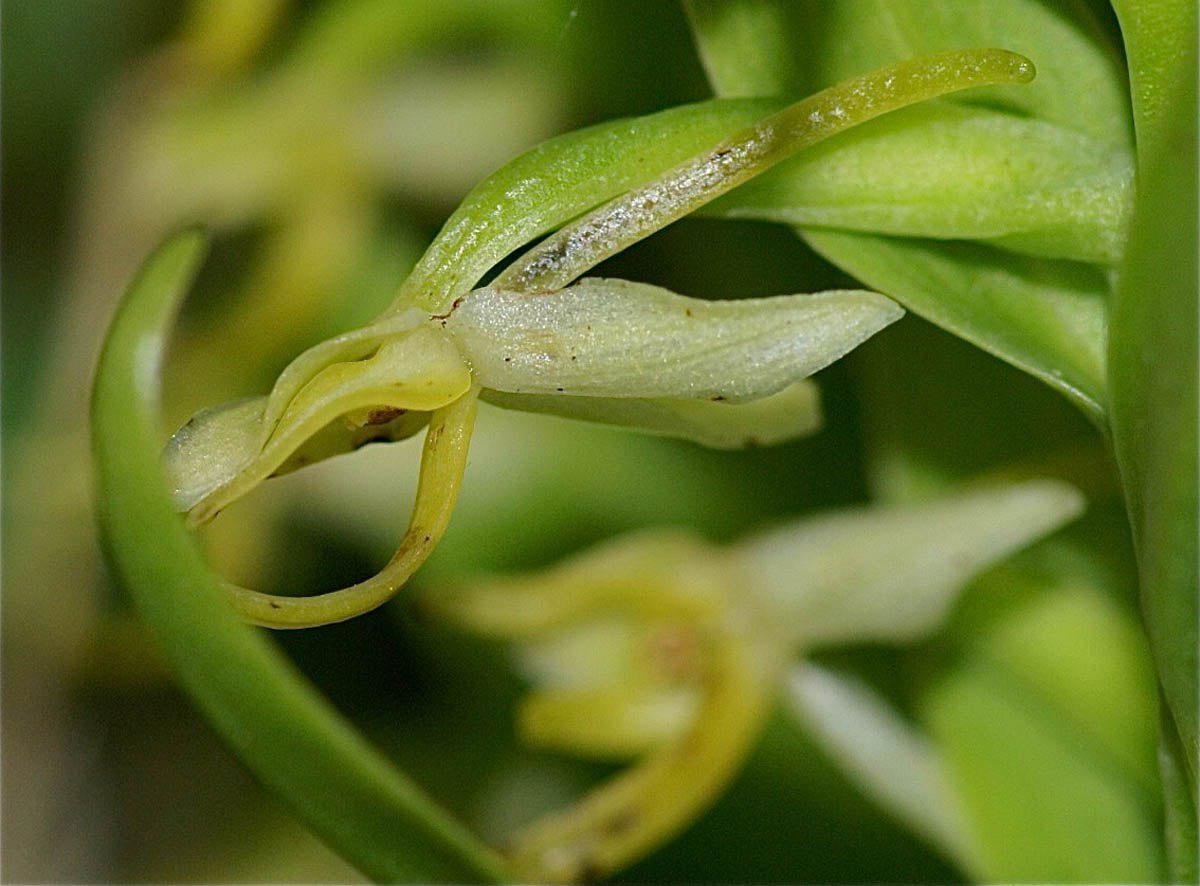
top-left (365, 406), bottom-right (406, 425)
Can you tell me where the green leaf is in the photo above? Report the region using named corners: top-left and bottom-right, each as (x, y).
top-left (1108, 0), bottom-right (1198, 811)
top-left (1160, 701), bottom-right (1200, 883)
top-left (803, 230), bottom-right (1109, 419)
top-left (923, 653), bottom-right (1163, 882)
top-left (91, 229), bottom-right (509, 883)
top-left (687, 0), bottom-right (1131, 148)
top-left (704, 102), bottom-right (1132, 264)
top-left (1111, 0), bottom-right (1198, 160)
top-left (979, 585), bottom-right (1161, 797)
top-left (686, 0), bottom-right (1129, 416)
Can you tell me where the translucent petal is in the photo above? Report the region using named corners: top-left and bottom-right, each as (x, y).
top-left (447, 279), bottom-right (901, 401)
top-left (735, 479), bottom-right (1085, 647)
top-left (481, 380), bottom-right (820, 449)
top-left (164, 396), bottom-right (268, 512)
top-left (786, 664), bottom-right (974, 864)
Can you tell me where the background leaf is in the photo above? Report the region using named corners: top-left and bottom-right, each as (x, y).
top-left (1107, 0), bottom-right (1198, 837)
top-left (803, 231), bottom-right (1108, 418)
top-left (704, 102), bottom-right (1131, 264)
top-left (686, 0), bottom-right (1130, 416)
top-left (922, 647), bottom-right (1161, 882)
top-left (848, 316), bottom-right (1163, 881)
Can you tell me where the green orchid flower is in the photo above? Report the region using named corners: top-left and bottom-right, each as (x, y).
top-left (162, 48), bottom-right (1036, 629)
top-left (430, 478), bottom-right (1084, 882)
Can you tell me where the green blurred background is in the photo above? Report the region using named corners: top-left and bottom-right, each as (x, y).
top-left (1, 2), bottom-right (1160, 883)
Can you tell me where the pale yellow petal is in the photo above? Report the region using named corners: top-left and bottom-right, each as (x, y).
top-left (222, 389), bottom-right (479, 628)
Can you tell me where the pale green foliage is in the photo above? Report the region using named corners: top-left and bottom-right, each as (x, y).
top-left (1108, 1), bottom-right (1198, 859)
top-left (687, 0), bottom-right (1131, 419)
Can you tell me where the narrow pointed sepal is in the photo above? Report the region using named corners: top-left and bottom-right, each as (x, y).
top-left (448, 279), bottom-right (902, 401)
top-left (735, 479), bottom-right (1085, 648)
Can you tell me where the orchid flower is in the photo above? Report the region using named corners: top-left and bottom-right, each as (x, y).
top-left (430, 479), bottom-right (1084, 882)
top-left (163, 49), bottom-right (1035, 629)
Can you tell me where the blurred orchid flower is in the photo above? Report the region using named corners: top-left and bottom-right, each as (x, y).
top-left (162, 49), bottom-right (1036, 629)
top-left (431, 479), bottom-right (1084, 882)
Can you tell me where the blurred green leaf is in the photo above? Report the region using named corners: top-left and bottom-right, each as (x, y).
top-left (853, 313), bottom-right (1160, 879)
top-left (289, 0), bottom-right (570, 78)
top-left (91, 229), bottom-right (509, 884)
top-left (1160, 702), bottom-right (1200, 883)
top-left (923, 649), bottom-right (1162, 882)
top-left (1107, 0), bottom-right (1198, 839)
top-left (805, 231), bottom-right (1108, 418)
top-left (978, 585), bottom-right (1159, 795)
top-left (686, 0), bottom-right (1129, 417)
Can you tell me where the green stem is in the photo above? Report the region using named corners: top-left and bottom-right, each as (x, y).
top-left (91, 229), bottom-right (511, 883)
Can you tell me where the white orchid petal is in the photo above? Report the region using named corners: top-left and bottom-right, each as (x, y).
top-left (786, 664), bottom-right (975, 865)
top-left (163, 396), bottom-right (266, 512)
top-left (481, 380), bottom-right (820, 448)
top-left (735, 480), bottom-right (1085, 647)
top-left (447, 278), bottom-right (901, 400)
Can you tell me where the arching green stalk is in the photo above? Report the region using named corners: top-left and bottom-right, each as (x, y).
top-left (92, 229), bottom-right (510, 883)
